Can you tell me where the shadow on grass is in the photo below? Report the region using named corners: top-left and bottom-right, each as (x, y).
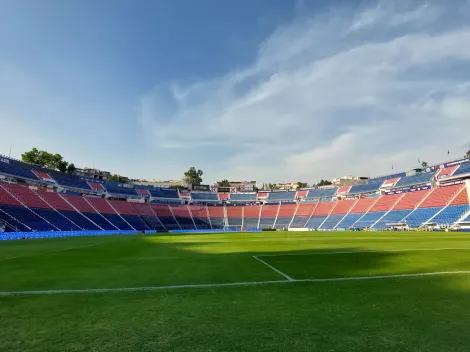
top-left (1, 232), bottom-right (470, 351)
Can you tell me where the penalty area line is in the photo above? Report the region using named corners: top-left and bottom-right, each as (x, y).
top-left (1, 271), bottom-right (470, 297)
top-left (252, 255), bottom-right (295, 281)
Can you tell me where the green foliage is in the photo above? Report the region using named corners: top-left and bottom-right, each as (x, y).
top-left (267, 183), bottom-right (279, 190)
top-left (217, 179), bottom-right (230, 187)
top-left (184, 167), bottom-right (203, 185)
top-left (108, 174), bottom-right (129, 184)
top-left (316, 179), bottom-right (332, 187)
top-left (21, 148), bottom-right (73, 173)
top-left (66, 163), bottom-right (76, 174)
top-left (421, 161), bottom-right (428, 168)
top-left (296, 182), bottom-right (308, 188)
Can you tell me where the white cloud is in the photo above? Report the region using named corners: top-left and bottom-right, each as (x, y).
top-left (139, 0), bottom-right (470, 184)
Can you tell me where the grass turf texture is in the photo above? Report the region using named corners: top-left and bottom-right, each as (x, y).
top-left (1, 231), bottom-right (470, 351)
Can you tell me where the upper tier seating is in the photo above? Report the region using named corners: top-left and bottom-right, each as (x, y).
top-left (435, 166), bottom-right (459, 180)
top-left (381, 178), bottom-right (400, 188)
top-left (149, 188), bottom-right (179, 199)
top-left (218, 193), bottom-right (230, 201)
top-left (394, 172), bottom-right (434, 188)
top-left (296, 190), bottom-right (308, 198)
top-left (230, 193), bottom-right (257, 201)
top-left (307, 188), bottom-right (338, 199)
top-left (191, 192), bottom-right (219, 201)
top-left (137, 188), bottom-right (151, 197)
top-left (368, 172), bottom-right (406, 184)
top-left (453, 162), bottom-right (470, 177)
top-left (0, 157), bottom-right (39, 180)
top-left (104, 182), bottom-right (137, 196)
top-left (268, 191), bottom-right (296, 201)
top-left (88, 182), bottom-right (105, 191)
top-left (32, 170), bottom-right (55, 182)
top-left (349, 183), bottom-right (380, 195)
top-left (336, 186), bottom-right (351, 195)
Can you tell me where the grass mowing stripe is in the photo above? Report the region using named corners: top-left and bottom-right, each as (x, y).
top-left (252, 256), bottom-right (295, 281)
top-left (257, 247), bottom-right (470, 257)
top-left (0, 239), bottom-right (129, 261)
top-left (1, 271), bottom-right (470, 297)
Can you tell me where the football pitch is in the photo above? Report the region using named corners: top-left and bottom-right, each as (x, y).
top-left (1, 231), bottom-right (470, 351)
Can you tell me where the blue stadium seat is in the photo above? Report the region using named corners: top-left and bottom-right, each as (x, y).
top-left (104, 181), bottom-right (138, 196)
top-left (320, 214), bottom-right (345, 229)
top-left (83, 212), bottom-right (117, 230)
top-left (349, 183), bottom-right (380, 195)
top-left (0, 205), bottom-right (55, 231)
top-left (372, 210), bottom-right (411, 229)
top-left (306, 216), bottom-right (327, 229)
top-left (268, 191), bottom-right (296, 201)
top-left (0, 158), bottom-right (39, 180)
top-left (394, 172), bottom-right (434, 188)
top-left (191, 192), bottom-right (218, 201)
top-left (306, 188), bottom-right (338, 199)
top-left (368, 172), bottom-right (406, 184)
top-left (230, 193), bottom-right (257, 201)
top-left (431, 205), bottom-right (469, 226)
top-left (352, 212), bottom-right (386, 229)
top-left (453, 162), bottom-right (470, 177)
top-left (404, 207), bottom-right (442, 228)
top-left (149, 188), bottom-right (179, 199)
top-left (335, 213), bottom-right (363, 229)
top-left (59, 210), bottom-right (101, 230)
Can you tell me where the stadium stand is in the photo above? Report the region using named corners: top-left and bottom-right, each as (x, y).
top-left (88, 182), bottom-right (105, 191)
top-left (208, 206), bottom-right (225, 228)
top-left (290, 203), bottom-right (316, 228)
top-left (368, 172), bottom-right (406, 184)
top-left (435, 166), bottom-right (459, 180)
top-left (267, 191), bottom-right (296, 201)
top-left (306, 202), bottom-right (335, 229)
top-left (86, 197), bottom-right (133, 230)
top-left (453, 162), bottom-right (470, 177)
top-left (295, 190), bottom-right (308, 198)
top-left (274, 203), bottom-right (297, 228)
top-left (129, 202), bottom-right (166, 230)
top-left (306, 188), bottom-right (337, 199)
top-left (104, 182), bottom-right (137, 196)
top-left (394, 172), bottom-right (434, 188)
top-left (348, 183), bottom-right (380, 195)
top-left (320, 199), bottom-right (356, 229)
top-left (243, 205), bottom-right (261, 228)
top-left (259, 204), bottom-right (279, 228)
top-left (226, 206), bottom-right (243, 226)
top-left (230, 193), bottom-right (256, 201)
top-left (151, 204), bottom-right (180, 229)
top-left (0, 157), bottom-right (41, 181)
top-left (149, 188), bottom-right (179, 199)
top-left (381, 177), bottom-right (400, 188)
top-left (218, 193), bottom-right (230, 201)
top-left (189, 205), bottom-right (212, 229)
top-left (191, 192), bottom-right (219, 201)
top-left (170, 205), bottom-right (195, 229)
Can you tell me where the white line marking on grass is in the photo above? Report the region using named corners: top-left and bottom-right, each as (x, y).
top-left (257, 247), bottom-right (470, 257)
top-left (296, 271), bottom-right (470, 283)
top-left (252, 256), bottom-right (295, 281)
top-left (1, 271), bottom-right (470, 297)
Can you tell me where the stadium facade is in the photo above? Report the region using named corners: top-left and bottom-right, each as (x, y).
top-left (1, 154), bottom-right (470, 237)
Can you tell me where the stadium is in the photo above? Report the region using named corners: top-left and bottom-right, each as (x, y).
top-left (2, 1), bottom-right (470, 351)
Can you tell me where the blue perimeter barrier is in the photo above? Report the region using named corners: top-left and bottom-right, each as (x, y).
top-left (0, 230), bottom-right (144, 241)
top-left (169, 228), bottom-right (262, 233)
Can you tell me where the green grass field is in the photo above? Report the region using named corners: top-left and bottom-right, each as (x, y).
top-left (1, 231), bottom-right (470, 351)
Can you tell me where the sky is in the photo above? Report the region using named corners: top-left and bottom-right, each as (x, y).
top-left (1, 0), bottom-right (470, 185)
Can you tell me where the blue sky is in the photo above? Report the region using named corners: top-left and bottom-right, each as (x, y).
top-left (1, 0), bottom-right (470, 184)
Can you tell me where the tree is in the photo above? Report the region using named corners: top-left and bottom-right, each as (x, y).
top-left (316, 179), bottom-right (332, 187)
top-left (183, 167), bottom-right (203, 185)
top-left (421, 161), bottom-right (428, 168)
top-left (109, 174), bottom-right (129, 183)
top-left (268, 183), bottom-right (279, 190)
top-left (67, 163), bottom-right (76, 174)
top-left (21, 148), bottom-right (72, 173)
top-left (217, 179), bottom-right (230, 187)
top-left (466, 150), bottom-right (470, 158)
top-left (296, 182), bottom-right (308, 188)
